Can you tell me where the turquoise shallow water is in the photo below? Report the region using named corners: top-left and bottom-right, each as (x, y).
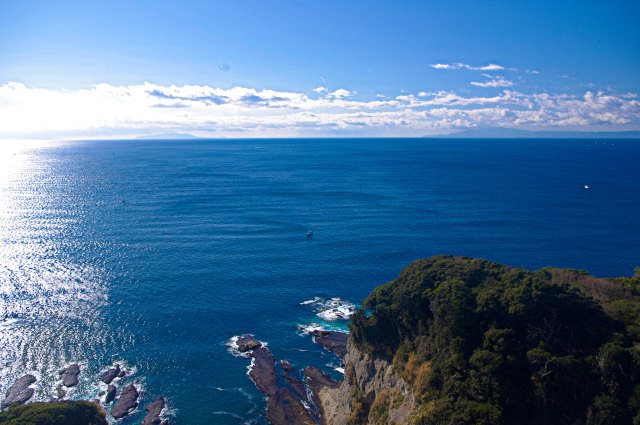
top-left (0, 138), bottom-right (639, 423)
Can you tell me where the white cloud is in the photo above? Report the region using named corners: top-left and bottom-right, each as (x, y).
top-left (470, 77), bottom-right (514, 88)
top-left (328, 88), bottom-right (351, 98)
top-left (313, 86), bottom-right (327, 93)
top-left (431, 62), bottom-right (505, 71)
top-left (0, 82), bottom-right (637, 139)
top-left (476, 64), bottom-right (505, 71)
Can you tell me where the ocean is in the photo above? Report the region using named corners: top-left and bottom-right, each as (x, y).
top-left (0, 138), bottom-right (638, 424)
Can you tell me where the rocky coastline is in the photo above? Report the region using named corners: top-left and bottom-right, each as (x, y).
top-left (231, 333), bottom-right (346, 425)
top-left (0, 362), bottom-right (171, 424)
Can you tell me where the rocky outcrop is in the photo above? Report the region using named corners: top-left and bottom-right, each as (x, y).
top-left (281, 360), bottom-right (294, 372)
top-left (105, 384), bottom-right (116, 404)
top-left (309, 330), bottom-right (348, 359)
top-left (237, 334), bottom-right (262, 352)
top-left (231, 329), bottom-right (413, 425)
top-left (304, 367), bottom-right (338, 420)
top-left (59, 363), bottom-right (80, 387)
top-left (142, 397), bottom-right (170, 425)
top-left (1, 375), bottom-right (36, 409)
top-left (1, 363), bottom-right (171, 422)
top-left (111, 384), bottom-right (139, 418)
top-left (249, 347), bottom-right (278, 396)
top-left (100, 364), bottom-right (121, 384)
top-left (56, 385), bottom-right (66, 399)
top-left (282, 372), bottom-right (307, 399)
top-left (317, 341), bottom-right (416, 425)
top-left (247, 346), bottom-right (316, 425)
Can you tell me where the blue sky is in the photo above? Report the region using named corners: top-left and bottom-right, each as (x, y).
top-left (1, 0), bottom-right (639, 139)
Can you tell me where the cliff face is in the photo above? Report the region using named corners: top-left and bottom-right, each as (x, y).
top-left (319, 340), bottom-right (416, 425)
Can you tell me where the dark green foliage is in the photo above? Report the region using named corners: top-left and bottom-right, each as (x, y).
top-left (349, 255), bottom-right (640, 425)
top-left (0, 401), bottom-right (107, 425)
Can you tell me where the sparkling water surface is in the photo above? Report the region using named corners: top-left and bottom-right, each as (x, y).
top-left (1, 138), bottom-right (639, 424)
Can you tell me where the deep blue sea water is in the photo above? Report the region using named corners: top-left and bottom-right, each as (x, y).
top-left (0, 138), bottom-right (638, 424)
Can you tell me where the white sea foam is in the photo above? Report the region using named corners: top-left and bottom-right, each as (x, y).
top-left (297, 322), bottom-right (325, 335)
top-left (211, 411), bottom-right (249, 422)
top-left (334, 367), bottom-right (345, 374)
top-left (0, 317), bottom-right (18, 328)
top-left (159, 403), bottom-right (175, 424)
top-left (299, 297), bottom-right (321, 305)
top-left (246, 357), bottom-right (256, 375)
top-left (300, 297), bottom-right (357, 321)
top-left (226, 336), bottom-right (249, 358)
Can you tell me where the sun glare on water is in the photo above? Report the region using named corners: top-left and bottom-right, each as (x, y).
top-left (0, 141), bottom-right (112, 401)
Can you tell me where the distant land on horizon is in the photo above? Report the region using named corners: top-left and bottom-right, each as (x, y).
top-left (427, 127), bottom-right (640, 139)
top-left (129, 128), bottom-right (640, 141)
top-left (135, 132), bottom-right (202, 140)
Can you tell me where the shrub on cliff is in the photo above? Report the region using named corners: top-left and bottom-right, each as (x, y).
top-left (0, 401), bottom-right (108, 425)
top-left (349, 255), bottom-right (640, 425)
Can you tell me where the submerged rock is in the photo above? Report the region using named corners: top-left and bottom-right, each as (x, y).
top-left (59, 363), bottom-right (80, 387)
top-left (100, 364), bottom-right (121, 384)
top-left (280, 360), bottom-right (294, 372)
top-left (1, 374), bottom-right (36, 409)
top-left (310, 330), bottom-right (348, 359)
top-left (105, 384), bottom-right (116, 404)
top-left (237, 334), bottom-right (262, 352)
top-left (56, 384), bottom-right (66, 399)
top-left (142, 397), bottom-right (169, 425)
top-left (111, 384), bottom-right (138, 419)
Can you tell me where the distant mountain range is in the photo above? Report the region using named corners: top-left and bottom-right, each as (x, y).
top-left (426, 127), bottom-right (640, 139)
top-left (135, 132), bottom-right (202, 140)
top-left (133, 129), bottom-right (640, 140)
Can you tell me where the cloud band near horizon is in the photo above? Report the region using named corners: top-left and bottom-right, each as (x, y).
top-left (0, 82), bottom-right (638, 139)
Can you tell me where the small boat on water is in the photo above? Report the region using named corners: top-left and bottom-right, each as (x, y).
top-left (584, 185), bottom-right (590, 189)
top-left (306, 230), bottom-right (313, 238)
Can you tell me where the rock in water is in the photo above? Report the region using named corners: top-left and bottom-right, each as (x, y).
top-left (56, 385), bottom-right (66, 399)
top-left (248, 347), bottom-right (315, 425)
top-left (304, 366), bottom-right (337, 389)
top-left (1, 375), bottom-right (36, 409)
top-left (282, 372), bottom-right (307, 399)
top-left (310, 330), bottom-right (348, 359)
top-left (142, 397), bottom-right (169, 425)
top-left (270, 388), bottom-right (316, 425)
top-left (101, 364), bottom-right (121, 384)
top-left (237, 334), bottom-right (262, 352)
top-left (280, 360), bottom-right (294, 372)
top-left (59, 363), bottom-right (80, 387)
top-left (249, 347), bottom-right (278, 397)
top-left (105, 385), bottom-right (116, 404)
top-left (111, 384), bottom-right (139, 418)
